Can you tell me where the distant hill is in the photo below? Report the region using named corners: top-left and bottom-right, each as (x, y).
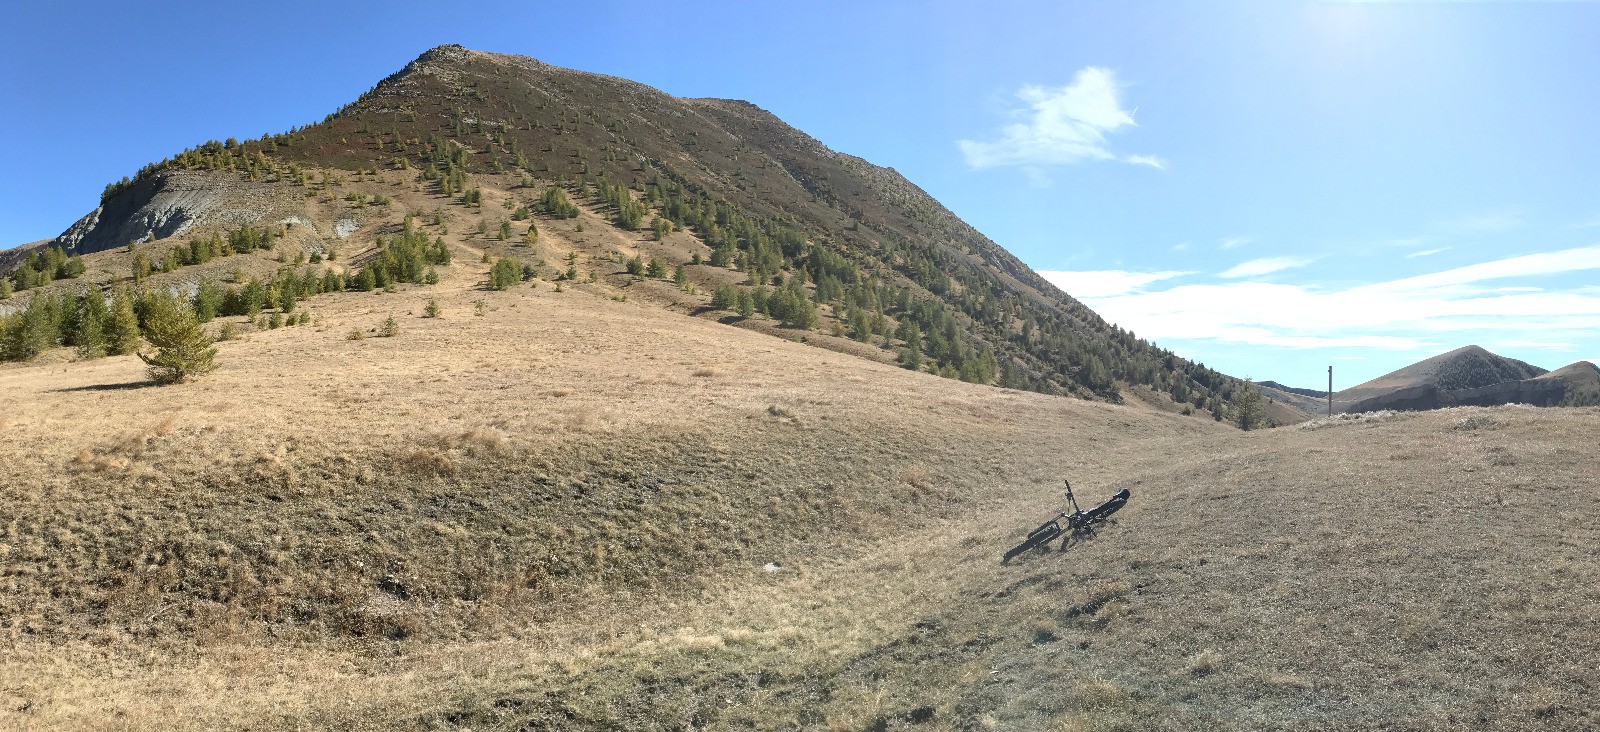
top-left (1255, 380), bottom-right (1327, 418)
top-left (1257, 380), bottom-right (1326, 399)
top-left (1339, 346), bottom-right (1597, 413)
top-left (1335, 346), bottom-right (1543, 409)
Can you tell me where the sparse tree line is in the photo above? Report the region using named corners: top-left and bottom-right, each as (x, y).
top-left (5, 245), bottom-right (86, 295)
top-left (347, 218), bottom-right (452, 291)
top-left (80, 94), bottom-right (1257, 419)
top-left (0, 286), bottom-right (214, 383)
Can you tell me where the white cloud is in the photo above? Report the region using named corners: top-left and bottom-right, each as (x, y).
top-left (1219, 236), bottom-right (1253, 250)
top-left (959, 68), bottom-right (1160, 170)
top-left (1359, 245), bottom-right (1600, 294)
top-left (1123, 154), bottom-right (1167, 169)
top-left (1171, 242), bottom-right (1192, 252)
top-left (1219, 256), bottom-right (1317, 279)
top-left (1495, 340), bottom-right (1575, 350)
top-left (1037, 269), bottom-right (1191, 298)
top-left (1046, 245), bottom-right (1600, 352)
top-left (1442, 211), bottom-right (1524, 234)
top-left (1406, 247), bottom-right (1448, 258)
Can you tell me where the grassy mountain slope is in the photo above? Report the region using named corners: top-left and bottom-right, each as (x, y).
top-left (16, 44), bottom-right (1250, 415)
top-left (1, 248), bottom-right (1232, 727)
top-left (7, 45), bottom-right (1597, 731)
top-left (4, 264), bottom-right (1595, 729)
top-left (1333, 345), bottom-right (1547, 411)
top-left (1536, 360), bottom-right (1600, 406)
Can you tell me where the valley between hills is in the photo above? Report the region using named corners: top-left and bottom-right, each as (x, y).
top-left (2, 45), bottom-right (1598, 731)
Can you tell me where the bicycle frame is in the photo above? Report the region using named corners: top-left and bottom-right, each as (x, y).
top-left (1002, 481), bottom-right (1131, 562)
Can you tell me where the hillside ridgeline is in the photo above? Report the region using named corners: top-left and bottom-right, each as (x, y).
top-left (1337, 345), bottom-right (1597, 412)
top-left (6, 44), bottom-right (1253, 416)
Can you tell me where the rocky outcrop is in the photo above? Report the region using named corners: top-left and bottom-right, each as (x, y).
top-left (1348, 376), bottom-right (1570, 413)
top-left (52, 169), bottom-right (291, 258)
top-left (56, 172), bottom-right (202, 254)
top-left (1452, 378), bottom-right (1566, 408)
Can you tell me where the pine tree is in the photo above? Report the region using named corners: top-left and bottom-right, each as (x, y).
top-left (0, 297), bottom-right (57, 361)
top-left (850, 308), bottom-right (872, 342)
top-left (489, 257), bottom-right (523, 289)
top-left (131, 249), bottom-right (151, 282)
top-left (1231, 381), bottom-right (1268, 431)
top-left (0, 277), bottom-right (13, 300)
top-left (107, 289), bottom-right (142, 356)
top-left (75, 294), bottom-right (109, 359)
top-left (193, 279), bottom-right (223, 322)
top-left (898, 323), bottom-right (923, 371)
top-left (137, 293), bottom-right (217, 384)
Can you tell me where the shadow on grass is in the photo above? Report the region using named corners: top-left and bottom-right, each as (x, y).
top-left (52, 380), bottom-right (158, 393)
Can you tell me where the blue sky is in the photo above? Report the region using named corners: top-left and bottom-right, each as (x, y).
top-left (4, 1), bottom-right (1598, 388)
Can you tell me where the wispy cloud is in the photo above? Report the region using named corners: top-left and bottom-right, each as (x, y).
top-left (1047, 245), bottom-right (1600, 351)
top-left (1361, 245), bottom-right (1600, 294)
top-left (1406, 247), bottom-right (1448, 258)
top-left (959, 68), bottom-right (1160, 170)
top-left (1171, 242), bottom-right (1192, 252)
top-left (1219, 256), bottom-right (1317, 279)
top-left (1037, 269), bottom-right (1191, 298)
top-left (1496, 340), bottom-right (1575, 350)
top-left (1123, 154), bottom-right (1167, 170)
top-left (1441, 211), bottom-right (1524, 235)
top-left (1219, 236), bottom-right (1253, 250)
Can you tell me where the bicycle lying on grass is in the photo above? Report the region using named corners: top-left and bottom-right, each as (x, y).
top-left (1002, 481), bottom-right (1131, 563)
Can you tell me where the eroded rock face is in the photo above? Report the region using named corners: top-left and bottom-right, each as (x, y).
top-left (1348, 378), bottom-right (1568, 413)
top-left (52, 169), bottom-right (296, 257)
top-left (56, 173), bottom-right (203, 253)
top-left (1452, 378), bottom-right (1565, 408)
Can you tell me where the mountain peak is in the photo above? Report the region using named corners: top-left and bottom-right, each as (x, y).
top-left (9, 44), bottom-right (1258, 412)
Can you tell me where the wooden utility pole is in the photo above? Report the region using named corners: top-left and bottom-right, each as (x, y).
top-left (1328, 365), bottom-right (1333, 416)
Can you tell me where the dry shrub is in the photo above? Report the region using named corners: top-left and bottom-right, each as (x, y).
top-left (667, 630), bottom-right (726, 651)
top-left (1071, 678), bottom-right (1131, 711)
top-left (1064, 580), bottom-right (1132, 623)
top-left (457, 429), bottom-right (506, 455)
top-left (567, 408), bottom-right (612, 432)
top-left (692, 367), bottom-right (719, 378)
top-left (550, 388), bottom-right (572, 397)
top-left (902, 467), bottom-right (933, 491)
top-left (0, 418), bottom-right (11, 430)
top-left (1187, 649), bottom-right (1223, 676)
top-left (1297, 410), bottom-right (1408, 431)
top-left (69, 448), bottom-right (130, 472)
top-left (398, 447), bottom-right (456, 476)
top-left (1453, 414), bottom-right (1503, 431)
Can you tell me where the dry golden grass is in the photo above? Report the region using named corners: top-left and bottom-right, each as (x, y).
top-left (1, 246), bottom-right (1229, 730)
top-left (3, 203), bottom-right (1598, 729)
